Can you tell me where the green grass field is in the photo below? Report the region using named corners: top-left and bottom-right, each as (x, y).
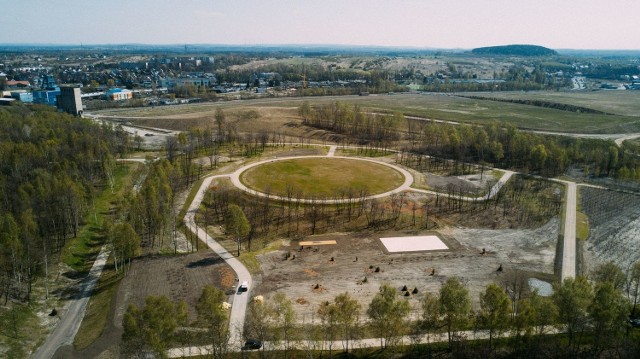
top-left (95, 91), bottom-right (640, 134)
top-left (240, 158), bottom-right (404, 197)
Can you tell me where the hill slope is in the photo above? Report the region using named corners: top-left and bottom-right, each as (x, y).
top-left (471, 44), bottom-right (557, 56)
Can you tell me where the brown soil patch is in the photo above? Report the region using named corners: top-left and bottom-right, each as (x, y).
top-left (304, 268), bottom-right (319, 277)
top-left (56, 250), bottom-right (235, 358)
top-left (296, 298), bottom-right (309, 305)
top-left (117, 251), bottom-right (235, 323)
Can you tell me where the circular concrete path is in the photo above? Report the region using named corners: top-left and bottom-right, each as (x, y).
top-left (229, 155), bottom-right (414, 204)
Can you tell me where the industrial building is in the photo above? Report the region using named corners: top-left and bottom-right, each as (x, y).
top-left (105, 88), bottom-right (133, 101)
top-left (57, 85), bottom-right (83, 116)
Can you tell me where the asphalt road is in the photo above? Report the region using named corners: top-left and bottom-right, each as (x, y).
top-left (184, 174), bottom-right (252, 348)
top-left (31, 247), bottom-right (110, 359)
top-left (560, 181), bottom-right (577, 280)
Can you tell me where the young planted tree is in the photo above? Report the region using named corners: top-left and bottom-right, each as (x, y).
top-left (420, 292), bottom-right (440, 344)
top-left (552, 276), bottom-right (593, 348)
top-left (592, 261), bottom-right (626, 290)
top-left (628, 261), bottom-right (640, 317)
top-left (317, 300), bottom-right (340, 356)
top-left (588, 282), bottom-right (629, 350)
top-left (224, 204), bottom-right (250, 256)
top-left (367, 283), bottom-right (411, 349)
top-left (479, 283), bottom-right (512, 348)
top-left (109, 222), bottom-right (140, 275)
top-left (246, 300), bottom-right (271, 354)
top-left (513, 290), bottom-right (558, 344)
top-left (439, 277), bottom-right (472, 347)
top-left (271, 293), bottom-right (296, 357)
top-left (334, 292), bottom-right (361, 353)
top-left (196, 285), bottom-right (230, 357)
top-left (122, 295), bottom-right (188, 358)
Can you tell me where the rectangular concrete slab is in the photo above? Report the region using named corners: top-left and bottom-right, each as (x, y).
top-left (380, 235), bottom-right (448, 253)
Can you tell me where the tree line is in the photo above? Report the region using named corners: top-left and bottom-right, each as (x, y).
top-left (299, 102), bottom-right (640, 182)
top-left (120, 260), bottom-right (640, 358)
top-left (203, 174), bottom-right (560, 255)
top-left (299, 102), bottom-right (401, 149)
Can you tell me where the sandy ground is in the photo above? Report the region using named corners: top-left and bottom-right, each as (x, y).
top-left (254, 217), bottom-right (559, 323)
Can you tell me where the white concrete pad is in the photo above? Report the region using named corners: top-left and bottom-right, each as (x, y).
top-left (380, 235), bottom-right (448, 253)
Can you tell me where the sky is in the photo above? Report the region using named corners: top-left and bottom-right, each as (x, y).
top-left (2, 0), bottom-right (640, 50)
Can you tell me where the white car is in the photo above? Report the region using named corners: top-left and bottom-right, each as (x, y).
top-left (239, 281), bottom-right (248, 292)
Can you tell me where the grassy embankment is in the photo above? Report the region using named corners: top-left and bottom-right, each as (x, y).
top-left (575, 188), bottom-right (590, 242)
top-left (69, 163), bottom-right (139, 350)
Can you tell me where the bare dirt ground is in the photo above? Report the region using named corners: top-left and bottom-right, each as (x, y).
top-left (424, 172), bottom-right (496, 192)
top-left (116, 252), bottom-right (236, 322)
top-left (580, 187), bottom-right (640, 273)
top-left (253, 217), bottom-right (559, 323)
top-left (51, 251), bottom-right (235, 359)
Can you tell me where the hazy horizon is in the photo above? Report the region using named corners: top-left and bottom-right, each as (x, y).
top-left (2, 0), bottom-right (640, 50)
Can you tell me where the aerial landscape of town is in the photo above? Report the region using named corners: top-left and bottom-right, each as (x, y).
top-left (3, 1), bottom-right (640, 358)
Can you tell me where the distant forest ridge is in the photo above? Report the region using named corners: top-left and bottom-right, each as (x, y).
top-left (471, 44), bottom-right (558, 56)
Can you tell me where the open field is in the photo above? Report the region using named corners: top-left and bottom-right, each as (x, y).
top-left (252, 218), bottom-right (558, 323)
top-left (240, 157), bottom-right (404, 197)
top-left (92, 92), bottom-right (640, 134)
top-left (465, 90), bottom-right (640, 117)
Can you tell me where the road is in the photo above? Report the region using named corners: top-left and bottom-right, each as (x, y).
top-left (184, 174), bottom-right (251, 348)
top-left (550, 179), bottom-right (577, 281)
top-left (559, 181), bottom-right (577, 280)
top-left (31, 247), bottom-right (110, 359)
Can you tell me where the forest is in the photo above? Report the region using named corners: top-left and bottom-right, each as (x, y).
top-left (0, 104), bottom-right (123, 303)
top-left (300, 102), bottom-right (640, 182)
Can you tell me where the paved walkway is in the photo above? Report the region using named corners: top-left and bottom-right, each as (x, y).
top-left (563, 182), bottom-right (577, 280)
top-left (552, 179), bottom-right (577, 280)
top-left (167, 145), bottom-right (525, 357)
top-left (228, 155), bottom-right (415, 204)
top-left (184, 174), bottom-right (250, 348)
top-left (32, 246), bottom-right (110, 359)
top-left (167, 327), bottom-right (560, 357)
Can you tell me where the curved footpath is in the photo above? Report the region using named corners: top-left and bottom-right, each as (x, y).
top-left (32, 143), bottom-right (580, 358)
top-left (169, 150), bottom-right (525, 357)
top-left (184, 174), bottom-right (251, 350)
top-left (229, 155), bottom-right (414, 204)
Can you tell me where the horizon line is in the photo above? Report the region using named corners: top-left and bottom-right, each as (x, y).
top-left (1, 43), bottom-right (640, 52)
